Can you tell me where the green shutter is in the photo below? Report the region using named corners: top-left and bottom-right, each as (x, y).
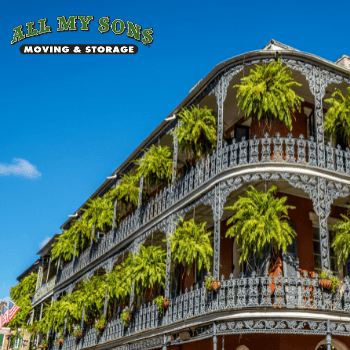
top-left (10, 336), bottom-right (15, 348)
top-left (0, 334), bottom-right (4, 348)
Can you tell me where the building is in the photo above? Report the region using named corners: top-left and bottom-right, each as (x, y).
top-left (18, 40), bottom-right (350, 350)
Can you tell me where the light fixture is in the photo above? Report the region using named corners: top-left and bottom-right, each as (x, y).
top-left (107, 174), bottom-right (117, 180)
top-left (68, 213), bottom-right (78, 218)
top-left (165, 114), bottom-right (176, 121)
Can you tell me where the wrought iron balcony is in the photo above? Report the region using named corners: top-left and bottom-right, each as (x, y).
top-left (55, 133), bottom-right (350, 287)
top-left (51, 272), bottom-right (350, 350)
top-left (33, 276), bottom-right (56, 304)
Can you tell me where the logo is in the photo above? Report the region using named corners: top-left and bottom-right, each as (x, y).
top-left (11, 16), bottom-right (154, 54)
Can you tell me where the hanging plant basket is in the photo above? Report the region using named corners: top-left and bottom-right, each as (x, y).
top-left (57, 339), bottom-right (64, 346)
top-left (205, 273), bottom-right (221, 292)
top-left (121, 308), bottom-right (132, 327)
top-left (319, 278), bottom-right (332, 290)
top-left (162, 298), bottom-right (170, 308)
top-left (210, 281), bottom-right (221, 292)
top-left (75, 332), bottom-right (83, 339)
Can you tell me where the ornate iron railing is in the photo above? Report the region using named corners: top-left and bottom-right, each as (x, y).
top-left (56, 133), bottom-right (350, 286)
top-left (51, 272), bottom-right (350, 350)
top-left (33, 276), bottom-right (56, 303)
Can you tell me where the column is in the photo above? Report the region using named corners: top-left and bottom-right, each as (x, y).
top-left (171, 125), bottom-right (179, 185)
top-left (317, 177), bottom-right (330, 271)
top-left (90, 224), bottom-right (95, 246)
top-left (39, 303), bottom-right (43, 320)
top-left (112, 198), bottom-right (118, 229)
top-left (129, 242), bottom-right (140, 310)
top-left (215, 79), bottom-right (224, 174)
top-left (212, 322), bottom-right (217, 350)
top-left (213, 185), bottom-right (221, 280)
top-left (35, 259), bottom-right (44, 291)
top-left (326, 319), bottom-right (332, 350)
top-left (165, 216), bottom-right (175, 299)
top-left (72, 241), bottom-right (77, 266)
top-left (138, 176), bottom-right (144, 209)
top-left (103, 286), bottom-right (108, 318)
top-left (80, 306), bottom-right (85, 331)
top-left (45, 257), bottom-right (51, 283)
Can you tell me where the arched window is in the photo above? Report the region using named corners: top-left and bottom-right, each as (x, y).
top-left (315, 338), bottom-right (349, 350)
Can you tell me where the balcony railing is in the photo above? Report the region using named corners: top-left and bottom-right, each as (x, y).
top-left (56, 133), bottom-right (350, 286)
top-left (33, 277), bottom-right (56, 304)
top-left (51, 272), bottom-right (350, 350)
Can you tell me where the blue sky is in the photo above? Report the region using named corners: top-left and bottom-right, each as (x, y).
top-left (1, 0), bottom-right (349, 299)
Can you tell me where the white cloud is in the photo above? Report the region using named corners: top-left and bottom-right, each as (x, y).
top-left (0, 296), bottom-right (11, 304)
top-left (0, 158), bottom-right (41, 179)
top-left (39, 236), bottom-right (51, 249)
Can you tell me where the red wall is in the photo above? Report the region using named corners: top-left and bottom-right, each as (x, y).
top-left (250, 101), bottom-right (310, 139)
top-left (171, 334), bottom-right (350, 350)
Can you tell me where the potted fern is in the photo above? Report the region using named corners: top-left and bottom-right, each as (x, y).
top-left (153, 296), bottom-right (170, 316)
top-left (40, 337), bottom-right (49, 349)
top-left (171, 106), bottom-right (217, 160)
top-left (94, 316), bottom-right (106, 333)
top-left (73, 324), bottom-right (82, 339)
top-left (167, 217), bottom-right (213, 289)
top-left (225, 186), bottom-right (296, 272)
top-left (108, 173), bottom-right (142, 211)
top-left (331, 208), bottom-right (350, 270)
top-left (324, 86), bottom-right (350, 148)
top-left (233, 58), bottom-right (304, 137)
top-left (121, 306), bottom-right (132, 327)
top-left (318, 270), bottom-right (332, 290)
top-left (134, 145), bottom-right (173, 187)
top-left (56, 332), bottom-right (64, 346)
top-left (204, 272), bottom-right (220, 292)
top-left (130, 245), bottom-right (166, 298)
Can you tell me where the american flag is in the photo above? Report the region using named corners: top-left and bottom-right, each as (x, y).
top-left (0, 301), bottom-right (20, 330)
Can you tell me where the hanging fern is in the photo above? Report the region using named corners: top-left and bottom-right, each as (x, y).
top-left (134, 145), bottom-right (173, 187)
top-left (8, 273), bottom-right (37, 331)
top-left (52, 190), bottom-right (122, 264)
top-left (71, 274), bottom-right (108, 320)
top-left (225, 185), bottom-right (296, 263)
top-left (108, 265), bottom-right (131, 302)
top-left (168, 217), bottom-right (213, 276)
top-left (171, 106), bottom-right (217, 159)
top-left (108, 173), bottom-right (140, 210)
top-left (131, 245), bottom-right (166, 296)
top-left (37, 294), bottom-right (80, 334)
top-left (324, 86), bottom-right (350, 145)
top-left (331, 212), bottom-right (350, 265)
top-left (233, 58), bottom-right (304, 131)
top-left (82, 195), bottom-right (116, 233)
top-left (51, 230), bottom-right (77, 263)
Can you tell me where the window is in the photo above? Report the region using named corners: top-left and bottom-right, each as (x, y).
top-left (307, 109), bottom-right (316, 140)
top-left (313, 227), bottom-right (338, 275)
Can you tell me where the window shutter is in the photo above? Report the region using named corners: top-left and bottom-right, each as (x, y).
top-left (282, 222), bottom-right (300, 277)
top-left (345, 258), bottom-right (350, 277)
top-left (0, 334), bottom-right (4, 349)
top-left (245, 244), bottom-right (271, 277)
top-left (170, 264), bottom-right (181, 298)
top-left (10, 336), bottom-right (15, 348)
